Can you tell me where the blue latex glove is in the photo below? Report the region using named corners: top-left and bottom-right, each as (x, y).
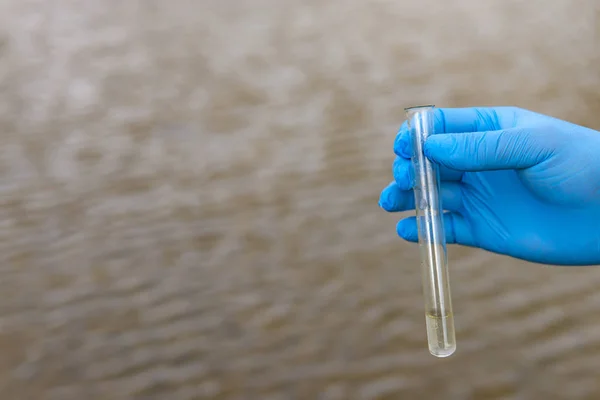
top-left (378, 106), bottom-right (600, 266)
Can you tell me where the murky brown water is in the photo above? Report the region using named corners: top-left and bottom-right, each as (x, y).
top-left (1, 0), bottom-right (600, 399)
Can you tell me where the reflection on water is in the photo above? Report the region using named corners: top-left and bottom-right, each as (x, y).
top-left (1, 0), bottom-right (600, 398)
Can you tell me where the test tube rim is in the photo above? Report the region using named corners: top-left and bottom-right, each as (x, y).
top-left (404, 104), bottom-right (435, 112)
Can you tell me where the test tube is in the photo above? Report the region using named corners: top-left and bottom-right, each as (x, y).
top-left (405, 105), bottom-right (456, 358)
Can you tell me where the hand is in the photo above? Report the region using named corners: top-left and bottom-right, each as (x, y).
top-left (378, 106), bottom-right (600, 266)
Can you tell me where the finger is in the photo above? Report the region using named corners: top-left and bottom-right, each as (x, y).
top-left (379, 181), bottom-right (412, 211)
top-left (423, 127), bottom-right (553, 171)
top-left (392, 156), bottom-right (414, 190)
top-left (379, 181), bottom-right (464, 213)
top-left (394, 121), bottom-right (411, 158)
top-left (394, 107), bottom-right (505, 156)
top-left (392, 156), bottom-right (463, 190)
top-left (396, 212), bottom-right (475, 246)
top-left (434, 107), bottom-right (507, 135)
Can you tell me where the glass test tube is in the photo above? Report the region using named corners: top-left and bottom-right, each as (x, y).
top-left (405, 105), bottom-right (456, 358)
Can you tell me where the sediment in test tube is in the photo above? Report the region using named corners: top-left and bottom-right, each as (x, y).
top-left (404, 105), bottom-right (456, 358)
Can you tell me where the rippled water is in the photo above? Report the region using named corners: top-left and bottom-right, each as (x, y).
top-left (1, 1), bottom-right (600, 399)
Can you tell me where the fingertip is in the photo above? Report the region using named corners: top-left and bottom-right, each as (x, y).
top-left (396, 217), bottom-right (418, 242)
top-left (392, 156), bottom-right (414, 190)
top-left (378, 182), bottom-right (396, 211)
top-left (423, 134), bottom-right (457, 162)
top-left (394, 127), bottom-right (411, 158)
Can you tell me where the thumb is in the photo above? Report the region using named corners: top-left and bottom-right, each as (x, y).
top-left (423, 127), bottom-right (553, 171)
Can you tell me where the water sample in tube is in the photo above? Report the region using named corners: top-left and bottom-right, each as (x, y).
top-left (405, 105), bottom-right (456, 358)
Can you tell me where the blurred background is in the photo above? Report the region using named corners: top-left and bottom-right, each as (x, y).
top-left (0, 0), bottom-right (599, 399)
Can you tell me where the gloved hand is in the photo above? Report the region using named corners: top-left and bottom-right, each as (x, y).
top-left (378, 106), bottom-right (600, 266)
